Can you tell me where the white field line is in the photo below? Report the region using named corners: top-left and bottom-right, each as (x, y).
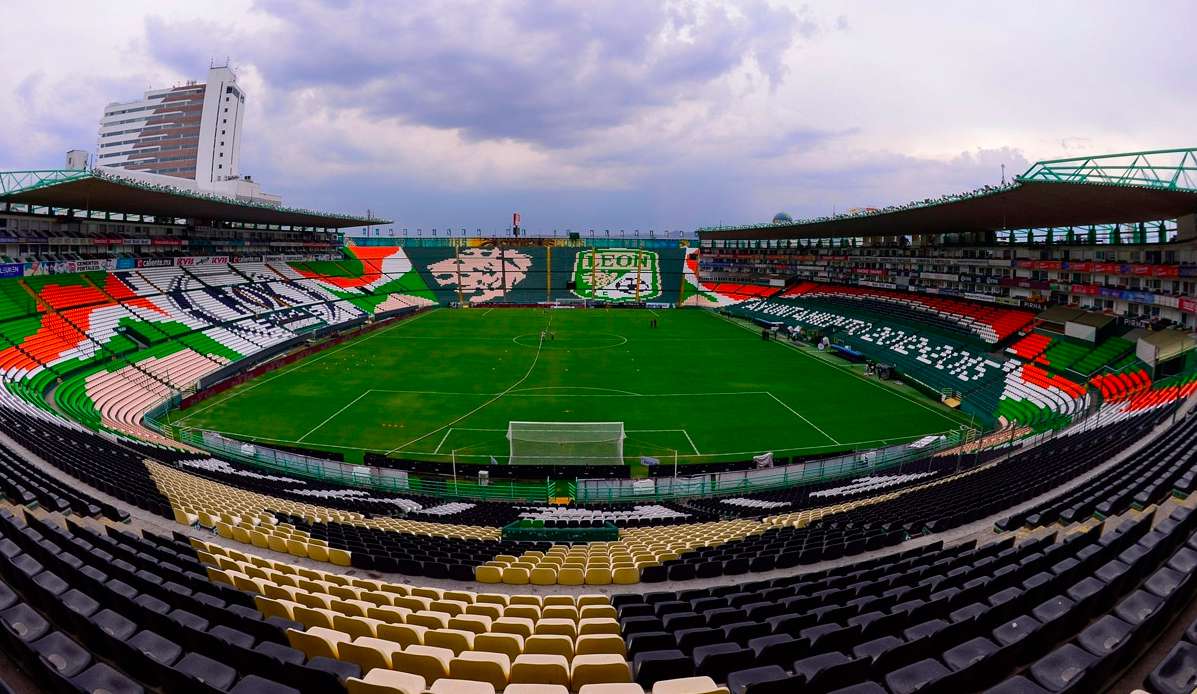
top-left (368, 388), bottom-right (775, 398)
top-left (432, 428), bottom-right (453, 454)
top-left (682, 429), bottom-right (701, 455)
top-left (709, 310), bottom-right (964, 427)
top-left (296, 390), bottom-right (372, 442)
top-left (765, 391), bottom-right (840, 445)
top-left (511, 385), bottom-right (641, 396)
top-left (385, 312), bottom-right (554, 454)
top-left (173, 308), bottom-right (437, 425)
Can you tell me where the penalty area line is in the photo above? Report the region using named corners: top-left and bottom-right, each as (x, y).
top-left (296, 390), bottom-right (372, 443)
top-left (433, 428), bottom-right (453, 455)
top-left (765, 391), bottom-right (840, 445)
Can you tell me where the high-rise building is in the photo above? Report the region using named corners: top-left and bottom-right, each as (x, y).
top-left (91, 65), bottom-right (277, 204)
top-left (96, 66), bottom-right (244, 184)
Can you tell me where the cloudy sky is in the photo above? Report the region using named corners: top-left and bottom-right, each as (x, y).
top-left (2, 1), bottom-right (1194, 233)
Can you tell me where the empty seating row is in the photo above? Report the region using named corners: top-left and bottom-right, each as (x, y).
top-left (617, 501), bottom-right (1197, 693)
top-left (782, 281), bottom-right (1035, 343)
top-left (1005, 409), bottom-right (1197, 529)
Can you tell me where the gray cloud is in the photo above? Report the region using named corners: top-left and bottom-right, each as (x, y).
top-left (146, 0), bottom-right (814, 147)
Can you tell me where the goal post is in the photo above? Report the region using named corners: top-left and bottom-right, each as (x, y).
top-left (506, 421), bottom-right (626, 466)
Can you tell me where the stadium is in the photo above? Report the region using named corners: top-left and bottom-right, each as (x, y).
top-left (1, 4), bottom-right (1197, 688)
top-left (0, 145), bottom-right (1194, 694)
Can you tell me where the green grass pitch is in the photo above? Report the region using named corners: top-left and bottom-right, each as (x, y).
top-left (169, 308), bottom-right (971, 466)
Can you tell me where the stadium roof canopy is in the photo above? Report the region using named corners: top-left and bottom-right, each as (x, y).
top-left (0, 169), bottom-right (388, 228)
top-left (699, 147), bottom-right (1197, 240)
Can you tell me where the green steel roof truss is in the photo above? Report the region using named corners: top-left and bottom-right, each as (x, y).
top-left (1018, 147), bottom-right (1197, 192)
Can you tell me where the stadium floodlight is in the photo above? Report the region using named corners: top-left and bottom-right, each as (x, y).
top-left (507, 421), bottom-right (625, 466)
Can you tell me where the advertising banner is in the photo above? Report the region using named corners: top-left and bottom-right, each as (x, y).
top-left (174, 255), bottom-right (229, 267)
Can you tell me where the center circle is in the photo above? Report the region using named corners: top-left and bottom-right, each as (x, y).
top-left (512, 333), bottom-right (628, 350)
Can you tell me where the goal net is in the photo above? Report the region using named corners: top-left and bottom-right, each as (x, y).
top-left (507, 421), bottom-right (625, 466)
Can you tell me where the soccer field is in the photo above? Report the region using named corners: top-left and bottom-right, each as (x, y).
top-left (169, 307), bottom-right (971, 466)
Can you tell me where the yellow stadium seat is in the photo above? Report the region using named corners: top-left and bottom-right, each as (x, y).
top-left (448, 650), bottom-right (511, 690)
top-left (612, 567), bottom-right (640, 585)
top-left (650, 677), bottom-right (730, 694)
top-left (531, 567), bottom-right (558, 585)
top-left (504, 686), bottom-right (570, 694)
top-left (524, 634), bottom-right (573, 660)
top-left (345, 668), bottom-right (426, 694)
top-left (292, 606), bottom-right (338, 629)
top-left (449, 614), bottom-right (492, 634)
top-left (263, 584), bottom-right (300, 602)
top-left (393, 596), bottom-right (431, 612)
top-left (411, 587), bottom-right (443, 600)
top-left (502, 567), bottom-right (531, 585)
top-left (430, 600), bottom-right (467, 617)
top-left (492, 617), bottom-right (535, 638)
top-left (509, 595), bottom-right (543, 607)
top-left (477, 593), bottom-right (510, 606)
top-left (535, 618), bottom-right (578, 639)
top-left (254, 596), bottom-right (297, 621)
top-left (331, 599), bottom-right (374, 618)
top-left (557, 567), bottom-right (585, 585)
top-left (366, 605), bottom-right (410, 623)
top-left (295, 592), bottom-right (334, 610)
top-left (333, 615), bottom-right (385, 640)
top-left (541, 605), bottom-right (579, 621)
top-left (391, 644), bottom-right (454, 684)
top-left (578, 618), bottom-right (621, 636)
top-left (286, 627), bottom-right (349, 660)
top-left (585, 567), bottom-right (612, 585)
top-left (408, 610), bottom-right (450, 630)
top-left (339, 636), bottom-right (404, 673)
top-left (329, 548), bottom-right (353, 566)
top-left (377, 623), bottom-right (427, 648)
top-left (442, 590), bottom-right (475, 603)
top-left (424, 628), bottom-right (474, 655)
top-left (286, 538), bottom-right (309, 558)
top-left (571, 654), bottom-right (633, 690)
top-left (429, 679), bottom-right (496, 694)
top-left (580, 605), bottom-right (618, 620)
top-left (329, 585), bottom-right (364, 601)
top-left (505, 605), bottom-right (542, 621)
top-left (466, 603), bottom-right (504, 620)
top-left (361, 591), bottom-right (394, 607)
top-left (575, 634), bottom-right (627, 657)
top-left (577, 685), bottom-right (644, 694)
top-left (510, 654), bottom-right (571, 689)
top-left (474, 632), bottom-right (524, 661)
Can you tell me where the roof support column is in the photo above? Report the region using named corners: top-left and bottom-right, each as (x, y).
top-left (1177, 214), bottom-right (1197, 243)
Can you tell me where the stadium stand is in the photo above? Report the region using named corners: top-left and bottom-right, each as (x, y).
top-left (780, 281), bottom-right (1036, 344)
top-left (0, 153), bottom-right (1196, 693)
top-left (728, 296), bottom-right (1087, 429)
